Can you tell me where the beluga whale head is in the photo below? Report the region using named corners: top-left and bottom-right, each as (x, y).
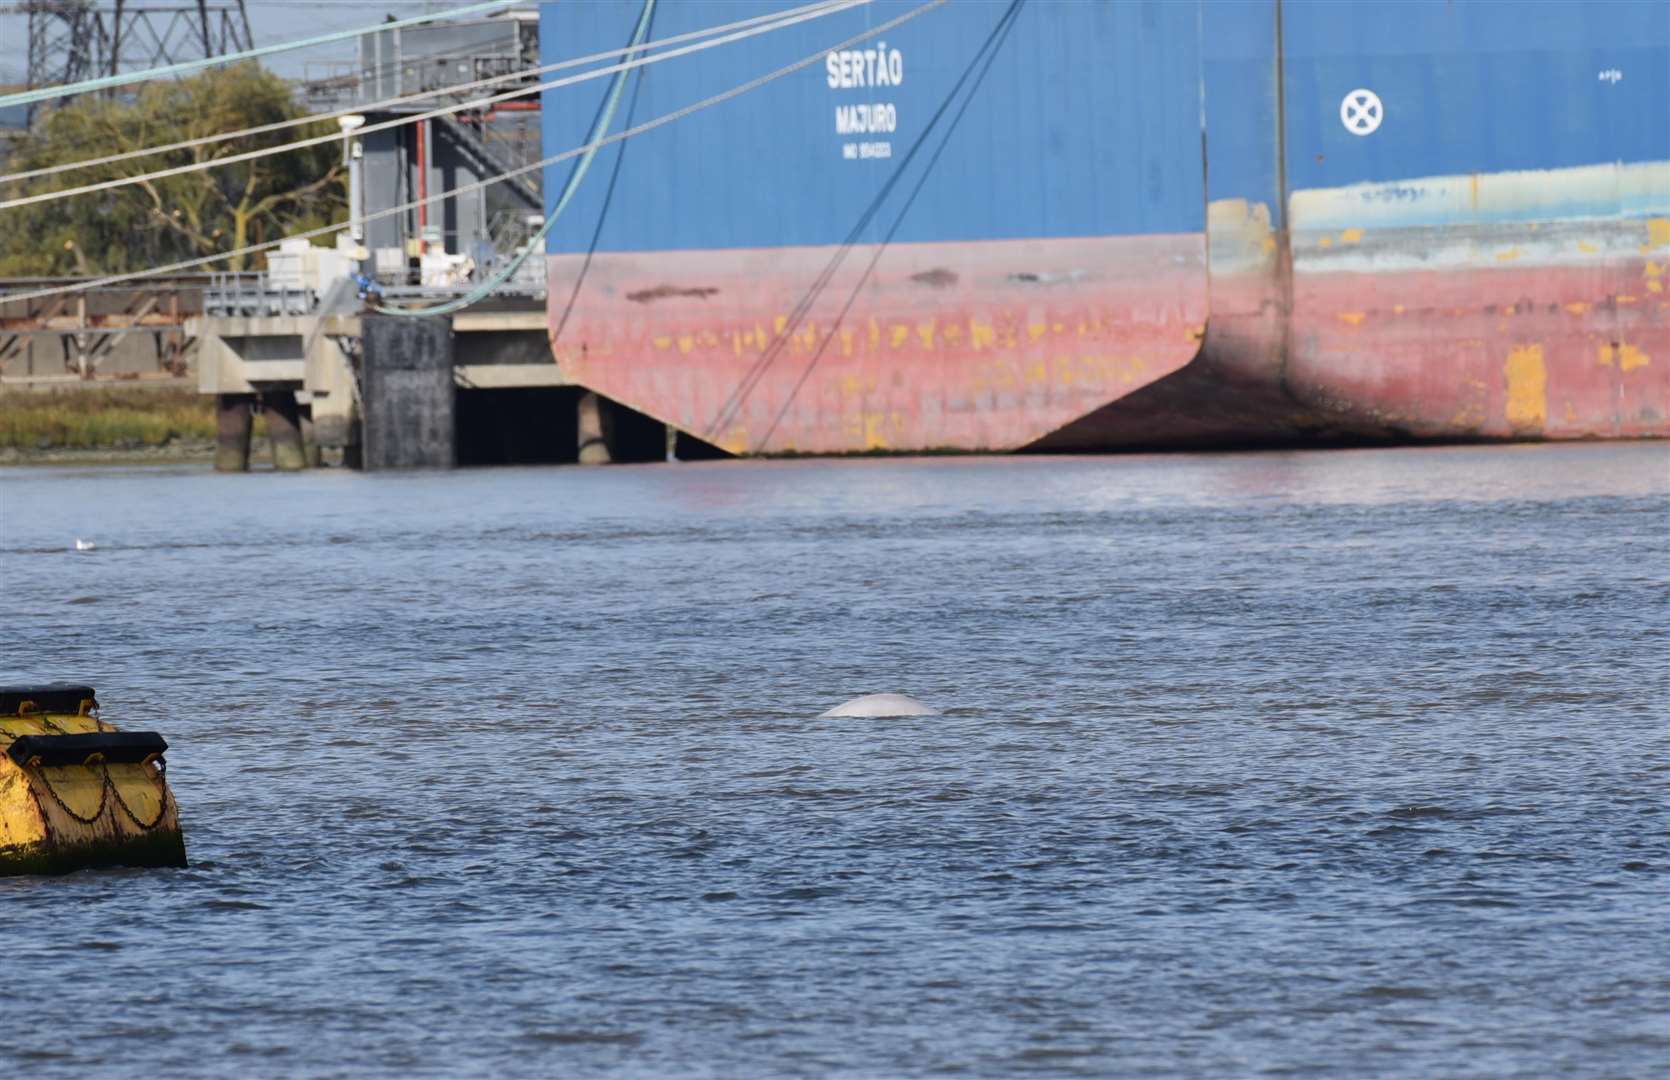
top-left (819, 693), bottom-right (938, 718)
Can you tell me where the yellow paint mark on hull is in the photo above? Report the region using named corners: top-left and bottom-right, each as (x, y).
top-left (1648, 218), bottom-right (1670, 248)
top-left (1339, 228), bottom-right (1363, 244)
top-left (1337, 312), bottom-right (1366, 326)
top-left (1619, 344), bottom-right (1651, 372)
top-left (1504, 344), bottom-right (1547, 431)
top-left (718, 427), bottom-right (749, 455)
top-left (862, 413), bottom-right (889, 451)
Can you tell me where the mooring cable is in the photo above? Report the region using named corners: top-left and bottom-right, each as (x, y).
top-left (703, 0), bottom-right (1025, 447)
top-left (0, 0), bottom-right (949, 308)
top-left (0, 0), bottom-right (863, 187)
top-left (370, 0), bottom-right (657, 317)
top-left (755, 0), bottom-right (1026, 450)
top-left (0, 0), bottom-right (868, 211)
top-left (548, 9), bottom-right (656, 344)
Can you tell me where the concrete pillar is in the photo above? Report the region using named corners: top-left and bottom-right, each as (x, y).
top-left (578, 392), bottom-right (667, 465)
top-left (361, 315), bottom-right (454, 470)
top-left (214, 393), bottom-right (254, 472)
top-left (342, 422), bottom-right (364, 470)
top-left (262, 391), bottom-right (307, 471)
top-left (576, 391), bottom-right (610, 465)
top-left (297, 403), bottom-right (324, 468)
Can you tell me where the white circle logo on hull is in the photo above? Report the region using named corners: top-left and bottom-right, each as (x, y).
top-left (1341, 89), bottom-right (1384, 135)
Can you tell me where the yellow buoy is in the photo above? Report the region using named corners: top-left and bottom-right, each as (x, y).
top-left (1, 684), bottom-right (186, 876)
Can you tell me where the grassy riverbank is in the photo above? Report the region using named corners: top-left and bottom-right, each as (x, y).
top-left (0, 386), bottom-right (267, 464)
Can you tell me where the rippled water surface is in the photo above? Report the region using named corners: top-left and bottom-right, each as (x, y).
top-left (2, 443), bottom-right (1667, 1078)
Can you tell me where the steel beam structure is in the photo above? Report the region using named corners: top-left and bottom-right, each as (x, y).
top-left (11, 1), bottom-right (252, 121)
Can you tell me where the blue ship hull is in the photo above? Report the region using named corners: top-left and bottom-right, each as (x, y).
top-left (538, 1), bottom-right (1669, 452)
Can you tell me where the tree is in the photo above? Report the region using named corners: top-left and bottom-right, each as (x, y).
top-left (0, 64), bottom-right (345, 277)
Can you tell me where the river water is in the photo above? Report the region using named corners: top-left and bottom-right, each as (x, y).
top-left (1, 443), bottom-right (1666, 1078)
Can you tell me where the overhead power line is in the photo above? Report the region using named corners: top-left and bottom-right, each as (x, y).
top-left (0, 0), bottom-right (865, 211)
top-left (0, 0), bottom-right (860, 187)
top-left (0, 1), bottom-right (520, 110)
top-left (0, 0), bottom-right (948, 309)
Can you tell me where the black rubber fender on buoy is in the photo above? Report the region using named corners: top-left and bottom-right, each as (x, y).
top-left (0, 685), bottom-right (186, 876)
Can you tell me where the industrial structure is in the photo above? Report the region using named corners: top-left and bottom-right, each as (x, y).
top-left (10, 0), bottom-right (253, 122)
top-left (0, 1), bottom-right (250, 385)
top-left (187, 7), bottom-right (663, 471)
top-left (299, 7), bottom-right (545, 292)
top-left (0, 275), bottom-right (197, 384)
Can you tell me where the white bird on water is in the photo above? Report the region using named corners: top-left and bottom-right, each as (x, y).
top-left (73, 538), bottom-right (96, 552)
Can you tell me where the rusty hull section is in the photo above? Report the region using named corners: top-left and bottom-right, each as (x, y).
top-left (548, 233), bottom-right (1208, 455)
top-left (1036, 166), bottom-right (1670, 451)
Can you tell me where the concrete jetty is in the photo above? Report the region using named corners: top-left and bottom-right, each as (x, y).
top-left (191, 300), bottom-right (672, 470)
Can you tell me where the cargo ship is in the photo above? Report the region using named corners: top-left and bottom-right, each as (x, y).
top-left (540, 0), bottom-right (1668, 454)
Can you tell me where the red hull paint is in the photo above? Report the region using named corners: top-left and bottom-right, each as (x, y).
top-left (1286, 260), bottom-right (1667, 441)
top-left (547, 234), bottom-right (1207, 454)
top-left (1036, 215), bottom-right (1669, 450)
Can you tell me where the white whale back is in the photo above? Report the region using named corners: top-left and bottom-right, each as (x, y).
top-left (820, 693), bottom-right (938, 718)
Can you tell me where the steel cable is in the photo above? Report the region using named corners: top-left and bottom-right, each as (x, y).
top-left (0, 0), bottom-right (868, 211)
top-left (757, 0), bottom-right (1027, 450)
top-left (703, 0), bottom-right (1023, 446)
top-left (0, 0), bottom-right (948, 307)
top-left (371, 0), bottom-right (658, 317)
top-left (0, 0), bottom-right (862, 186)
top-left (0, 1), bottom-right (521, 110)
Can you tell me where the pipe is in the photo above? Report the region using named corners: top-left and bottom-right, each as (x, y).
top-left (480, 103), bottom-right (541, 125)
top-left (348, 138), bottom-right (364, 275)
top-left (415, 119), bottom-right (427, 232)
